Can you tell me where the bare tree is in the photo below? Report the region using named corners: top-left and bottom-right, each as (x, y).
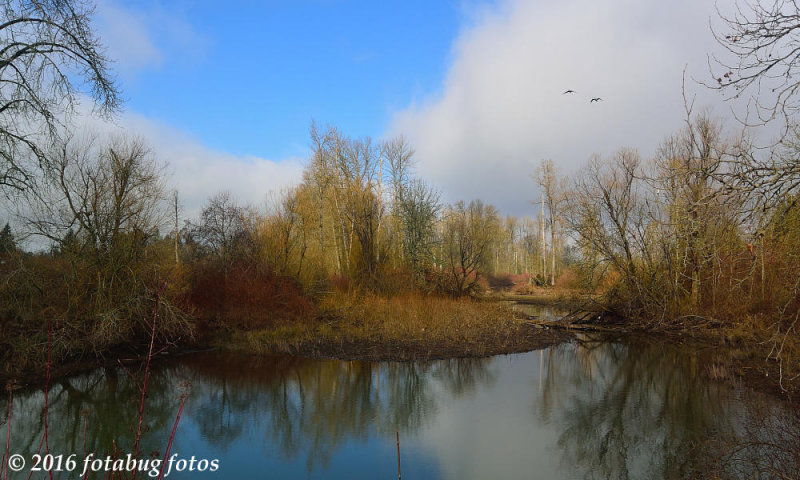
top-left (535, 159), bottom-right (565, 286)
top-left (564, 150), bottom-right (659, 316)
top-left (442, 200), bottom-right (500, 296)
top-left (398, 179), bottom-right (440, 282)
top-left (24, 134), bottom-right (166, 253)
top-left (187, 191), bottom-right (253, 268)
top-left (264, 186), bottom-right (308, 277)
top-left (384, 134), bottom-right (415, 262)
top-left (725, 128), bottom-right (800, 213)
top-left (1, 0), bottom-right (119, 191)
top-left (14, 133), bottom-right (185, 348)
top-left (652, 113), bottom-right (736, 306)
top-left (710, 1), bottom-right (800, 220)
top-left (338, 137), bottom-right (382, 283)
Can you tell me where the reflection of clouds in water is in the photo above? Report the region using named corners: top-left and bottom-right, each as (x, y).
top-left (418, 353), bottom-right (564, 480)
top-left (3, 344), bottom-right (797, 479)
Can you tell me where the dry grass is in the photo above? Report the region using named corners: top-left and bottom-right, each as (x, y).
top-left (225, 292), bottom-right (570, 360)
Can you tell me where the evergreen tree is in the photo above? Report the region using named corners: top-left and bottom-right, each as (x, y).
top-left (0, 223), bottom-right (15, 254)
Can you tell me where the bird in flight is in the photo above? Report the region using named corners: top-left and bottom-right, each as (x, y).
top-left (563, 89), bottom-right (576, 94)
top-left (590, 97), bottom-right (602, 103)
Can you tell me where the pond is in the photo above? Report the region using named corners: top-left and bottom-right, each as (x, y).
top-left (2, 335), bottom-right (798, 479)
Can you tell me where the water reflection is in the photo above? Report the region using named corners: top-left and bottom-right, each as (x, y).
top-left (509, 302), bottom-right (568, 321)
top-left (2, 337), bottom-right (797, 479)
top-left (176, 355), bottom-right (470, 469)
top-left (539, 339), bottom-right (735, 479)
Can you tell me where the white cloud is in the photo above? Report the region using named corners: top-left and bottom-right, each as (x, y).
top-left (390, 0), bottom-right (758, 216)
top-left (93, 1), bottom-right (162, 73)
top-left (75, 106), bottom-right (305, 220)
top-left (126, 114), bottom-right (305, 217)
top-left (93, 0), bottom-right (210, 77)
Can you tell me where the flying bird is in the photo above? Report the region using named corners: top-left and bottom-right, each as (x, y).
top-left (563, 89), bottom-right (576, 94)
top-left (590, 97), bottom-right (602, 103)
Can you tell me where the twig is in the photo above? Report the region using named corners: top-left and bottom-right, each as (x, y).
top-left (132, 282), bottom-right (166, 480)
top-left (157, 384), bottom-right (190, 480)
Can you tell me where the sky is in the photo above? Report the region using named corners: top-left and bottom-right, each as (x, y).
top-left (83, 0), bottom-right (764, 219)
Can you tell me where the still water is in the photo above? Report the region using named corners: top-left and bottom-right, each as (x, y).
top-left (3, 337), bottom-right (798, 479)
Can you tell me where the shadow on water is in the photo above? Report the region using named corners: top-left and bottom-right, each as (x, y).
top-left (2, 331), bottom-right (798, 479)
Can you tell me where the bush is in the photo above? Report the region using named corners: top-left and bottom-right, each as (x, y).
top-left (188, 261), bottom-right (313, 331)
top-left (487, 273), bottom-right (514, 290)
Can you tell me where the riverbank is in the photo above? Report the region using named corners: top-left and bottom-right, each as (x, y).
top-left (218, 293), bottom-right (573, 361)
top-left (3, 290), bottom-right (797, 402)
top-left (1, 292), bottom-right (576, 386)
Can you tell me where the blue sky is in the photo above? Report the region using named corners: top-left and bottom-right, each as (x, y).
top-left (101, 0), bottom-right (465, 159)
top-left (86, 0), bottom-right (762, 218)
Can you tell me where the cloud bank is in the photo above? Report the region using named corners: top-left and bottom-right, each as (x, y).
top-left (390, 0), bottom-right (743, 216)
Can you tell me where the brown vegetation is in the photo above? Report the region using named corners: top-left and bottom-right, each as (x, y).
top-left (187, 261), bottom-right (313, 331)
top-left (223, 292), bottom-right (569, 361)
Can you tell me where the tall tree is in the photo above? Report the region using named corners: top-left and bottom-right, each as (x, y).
top-left (15, 133), bottom-right (182, 349)
top-left (536, 159), bottom-right (564, 286)
top-left (187, 191), bottom-right (252, 269)
top-left (564, 150), bottom-right (654, 315)
top-left (652, 113), bottom-right (737, 307)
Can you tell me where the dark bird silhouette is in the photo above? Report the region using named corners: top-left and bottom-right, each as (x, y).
top-left (563, 89), bottom-right (576, 94)
top-left (590, 97), bottom-right (602, 103)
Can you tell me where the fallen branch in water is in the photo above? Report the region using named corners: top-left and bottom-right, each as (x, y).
top-left (521, 320), bottom-right (624, 333)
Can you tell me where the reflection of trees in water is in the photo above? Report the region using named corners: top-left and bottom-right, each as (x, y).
top-left (537, 340), bottom-right (744, 480)
top-left (175, 354), bottom-right (494, 470)
top-left (3, 365), bottom-right (186, 471)
top-left (691, 395), bottom-right (800, 479)
top-left (163, 356), bottom-right (426, 468)
top-left (432, 357), bottom-right (495, 397)
top-left (2, 353), bottom-right (495, 474)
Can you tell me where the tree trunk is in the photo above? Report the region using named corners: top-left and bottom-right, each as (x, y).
top-left (540, 192), bottom-right (546, 279)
